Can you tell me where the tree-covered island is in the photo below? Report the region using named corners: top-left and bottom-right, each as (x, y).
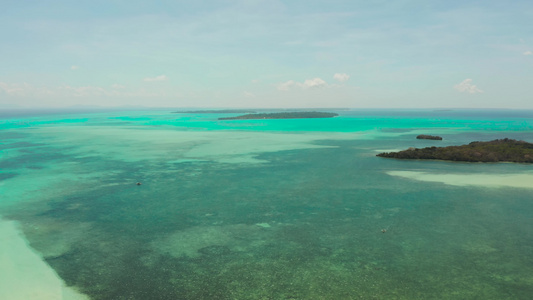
top-left (172, 109), bottom-right (257, 114)
top-left (218, 111), bottom-right (338, 120)
top-left (377, 138), bottom-right (533, 163)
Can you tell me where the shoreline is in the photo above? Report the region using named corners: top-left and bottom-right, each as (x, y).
top-left (0, 218), bottom-right (89, 300)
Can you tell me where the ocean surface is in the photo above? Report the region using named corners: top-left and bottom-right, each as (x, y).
top-left (1, 109), bottom-right (532, 299)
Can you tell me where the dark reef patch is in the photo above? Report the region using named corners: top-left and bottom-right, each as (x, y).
top-left (416, 134), bottom-right (443, 140)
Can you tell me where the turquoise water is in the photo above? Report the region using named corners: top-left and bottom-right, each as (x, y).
top-left (1, 109), bottom-right (533, 299)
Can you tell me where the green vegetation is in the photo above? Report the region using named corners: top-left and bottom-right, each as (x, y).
top-left (172, 109), bottom-right (257, 114)
top-left (377, 138), bottom-right (533, 163)
top-left (416, 134), bottom-right (442, 140)
top-left (219, 111), bottom-right (338, 120)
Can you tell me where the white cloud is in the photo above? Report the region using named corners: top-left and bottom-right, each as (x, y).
top-left (112, 83), bottom-right (126, 89)
top-left (70, 65), bottom-right (80, 70)
top-left (454, 79), bottom-right (483, 94)
top-left (0, 82), bottom-right (27, 96)
top-left (0, 82), bottom-right (53, 97)
top-left (0, 82), bottom-right (172, 99)
top-left (278, 80), bottom-right (297, 91)
top-left (58, 85), bottom-right (110, 97)
top-left (143, 75), bottom-right (168, 82)
top-left (277, 78), bottom-right (328, 91)
top-left (243, 91), bottom-right (255, 98)
top-left (303, 78), bottom-right (327, 88)
top-left (524, 51), bottom-right (533, 55)
top-left (333, 73), bottom-right (350, 82)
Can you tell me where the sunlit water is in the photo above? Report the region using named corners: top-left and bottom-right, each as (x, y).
top-left (1, 109), bottom-right (533, 299)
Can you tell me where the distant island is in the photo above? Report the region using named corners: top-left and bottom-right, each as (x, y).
top-left (172, 109), bottom-right (257, 114)
top-left (377, 138), bottom-right (533, 163)
top-left (416, 134), bottom-right (443, 140)
top-left (219, 112), bottom-right (339, 120)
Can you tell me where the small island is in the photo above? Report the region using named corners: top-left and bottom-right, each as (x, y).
top-left (219, 111), bottom-right (338, 120)
top-left (416, 134), bottom-right (443, 140)
top-left (172, 109), bottom-right (257, 114)
top-left (377, 138), bottom-right (533, 163)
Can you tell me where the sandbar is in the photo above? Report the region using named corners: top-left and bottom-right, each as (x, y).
top-left (387, 171), bottom-right (533, 189)
top-left (0, 218), bottom-right (88, 300)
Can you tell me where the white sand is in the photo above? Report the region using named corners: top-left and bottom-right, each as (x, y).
top-left (387, 171), bottom-right (533, 189)
top-left (0, 219), bottom-right (89, 300)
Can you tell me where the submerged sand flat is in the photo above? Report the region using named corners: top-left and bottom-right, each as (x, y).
top-left (0, 219), bottom-right (88, 300)
top-left (26, 126), bottom-right (365, 164)
top-left (387, 171), bottom-right (533, 189)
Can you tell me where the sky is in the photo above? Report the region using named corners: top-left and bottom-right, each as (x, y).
top-left (1, 0), bottom-right (532, 109)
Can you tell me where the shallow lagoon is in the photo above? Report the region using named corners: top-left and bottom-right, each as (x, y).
top-left (1, 109), bottom-right (533, 299)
